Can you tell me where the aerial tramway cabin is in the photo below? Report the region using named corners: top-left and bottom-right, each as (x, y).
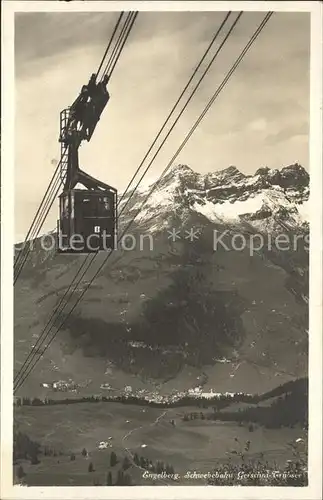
top-left (57, 73), bottom-right (117, 254)
top-left (58, 188), bottom-right (116, 253)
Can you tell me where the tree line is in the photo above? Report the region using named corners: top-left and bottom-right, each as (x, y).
top-left (132, 452), bottom-right (175, 476)
top-left (14, 392), bottom-right (254, 409)
top-left (13, 431), bottom-right (41, 465)
top-left (14, 378), bottom-right (308, 410)
top-left (182, 387), bottom-right (308, 429)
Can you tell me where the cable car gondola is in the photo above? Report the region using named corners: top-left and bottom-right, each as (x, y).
top-left (57, 74), bottom-right (117, 254)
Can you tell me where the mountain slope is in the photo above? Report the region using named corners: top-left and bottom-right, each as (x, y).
top-left (14, 163), bottom-right (309, 397)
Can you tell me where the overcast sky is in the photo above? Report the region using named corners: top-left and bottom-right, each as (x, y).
top-left (15, 10), bottom-right (310, 241)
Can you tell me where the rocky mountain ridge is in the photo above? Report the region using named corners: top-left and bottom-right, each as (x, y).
top-left (120, 162), bottom-right (309, 234)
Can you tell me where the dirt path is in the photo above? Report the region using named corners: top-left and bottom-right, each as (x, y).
top-left (121, 409), bottom-right (173, 486)
top-left (120, 366), bottom-right (208, 486)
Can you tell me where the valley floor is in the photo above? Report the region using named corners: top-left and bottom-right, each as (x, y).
top-left (14, 402), bottom-right (307, 486)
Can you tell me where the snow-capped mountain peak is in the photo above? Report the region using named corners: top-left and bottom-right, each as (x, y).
top-left (120, 163), bottom-right (309, 233)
